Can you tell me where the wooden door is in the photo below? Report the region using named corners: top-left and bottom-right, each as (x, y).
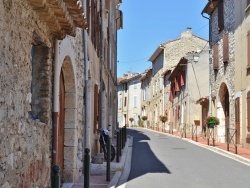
top-left (58, 71), bottom-right (65, 178)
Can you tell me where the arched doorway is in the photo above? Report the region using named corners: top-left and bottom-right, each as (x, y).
top-left (58, 70), bottom-right (65, 178)
top-left (57, 56), bottom-right (77, 181)
top-left (217, 82), bottom-right (230, 143)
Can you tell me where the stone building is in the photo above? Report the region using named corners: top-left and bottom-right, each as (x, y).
top-left (0, 0), bottom-right (122, 187)
top-left (117, 73), bottom-right (142, 127)
top-left (168, 47), bottom-right (209, 134)
top-left (234, 0), bottom-right (250, 148)
top-left (140, 69), bottom-right (153, 128)
top-left (202, 0), bottom-right (235, 143)
top-left (148, 28), bottom-right (207, 130)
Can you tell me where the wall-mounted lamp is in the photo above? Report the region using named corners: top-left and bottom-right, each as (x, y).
top-left (193, 52), bottom-right (199, 62)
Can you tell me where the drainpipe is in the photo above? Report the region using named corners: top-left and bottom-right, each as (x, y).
top-left (99, 0), bottom-right (104, 130)
top-left (83, 30), bottom-right (91, 150)
top-left (52, 39), bottom-right (60, 166)
top-left (82, 0), bottom-right (91, 151)
top-left (202, 11), bottom-right (212, 116)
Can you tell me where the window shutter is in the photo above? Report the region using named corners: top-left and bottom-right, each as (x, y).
top-left (175, 77), bottom-right (180, 92)
top-left (247, 92), bottom-right (250, 132)
top-left (223, 33), bottom-right (229, 63)
top-left (218, 1), bottom-right (224, 32)
top-left (213, 43), bottom-right (219, 69)
top-left (248, 31), bottom-right (250, 66)
top-left (180, 71), bottom-right (185, 86)
top-left (94, 84), bottom-right (99, 132)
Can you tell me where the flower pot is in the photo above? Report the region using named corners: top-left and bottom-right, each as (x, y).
top-left (208, 122), bottom-right (215, 128)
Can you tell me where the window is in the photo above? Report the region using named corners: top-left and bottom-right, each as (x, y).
top-left (143, 88), bottom-right (146, 101)
top-left (213, 43), bottom-right (219, 69)
top-left (247, 91), bottom-right (250, 143)
top-left (218, 0), bottom-right (224, 32)
top-left (124, 97), bottom-right (127, 107)
top-left (133, 96), bottom-right (137, 108)
top-left (223, 33), bottom-right (229, 63)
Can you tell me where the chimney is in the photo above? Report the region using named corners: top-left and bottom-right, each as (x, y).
top-left (181, 27), bottom-right (192, 38)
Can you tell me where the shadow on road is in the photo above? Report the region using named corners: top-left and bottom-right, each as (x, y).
top-left (127, 128), bottom-right (171, 181)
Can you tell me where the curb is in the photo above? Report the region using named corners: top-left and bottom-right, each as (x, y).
top-left (108, 136), bottom-right (130, 188)
top-left (108, 136), bottom-right (132, 188)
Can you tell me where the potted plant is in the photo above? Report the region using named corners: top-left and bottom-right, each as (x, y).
top-left (159, 115), bottom-right (168, 123)
top-left (129, 117), bottom-right (134, 126)
top-left (141, 116), bottom-right (148, 121)
top-left (205, 116), bottom-right (220, 128)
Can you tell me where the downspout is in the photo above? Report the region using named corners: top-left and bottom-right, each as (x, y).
top-left (52, 39), bottom-right (60, 166)
top-left (99, 0), bottom-right (104, 129)
top-left (202, 11), bottom-right (212, 116)
top-left (82, 0), bottom-right (91, 150)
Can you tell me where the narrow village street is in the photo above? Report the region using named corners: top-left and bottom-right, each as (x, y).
top-left (120, 128), bottom-right (250, 188)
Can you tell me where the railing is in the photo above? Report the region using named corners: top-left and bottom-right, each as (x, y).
top-left (226, 128), bottom-right (237, 154)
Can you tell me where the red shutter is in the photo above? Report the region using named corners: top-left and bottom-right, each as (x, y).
top-left (180, 71), bottom-right (185, 86)
top-left (175, 77), bottom-right (180, 92)
top-left (213, 43), bottom-right (219, 69)
top-left (247, 92), bottom-right (250, 132)
top-left (223, 33), bottom-right (229, 63)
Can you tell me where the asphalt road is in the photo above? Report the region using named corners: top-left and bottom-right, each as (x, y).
top-left (124, 128), bottom-right (250, 188)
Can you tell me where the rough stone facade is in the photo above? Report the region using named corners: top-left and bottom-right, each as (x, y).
top-left (0, 1), bottom-right (52, 187)
top-left (209, 0), bottom-right (235, 142)
top-left (0, 0), bottom-right (88, 186)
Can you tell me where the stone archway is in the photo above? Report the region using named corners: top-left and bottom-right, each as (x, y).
top-left (60, 56), bottom-right (78, 181)
top-left (217, 82), bottom-right (230, 143)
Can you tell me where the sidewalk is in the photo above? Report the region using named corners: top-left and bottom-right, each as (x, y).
top-left (62, 136), bottom-right (131, 188)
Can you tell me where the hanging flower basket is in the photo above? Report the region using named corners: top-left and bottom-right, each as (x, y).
top-left (159, 115), bottom-right (168, 123)
top-left (142, 116), bottom-right (148, 121)
top-left (205, 116), bottom-right (220, 128)
top-left (129, 117), bottom-right (134, 122)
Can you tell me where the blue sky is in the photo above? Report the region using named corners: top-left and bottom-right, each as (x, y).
top-left (117, 0), bottom-right (209, 77)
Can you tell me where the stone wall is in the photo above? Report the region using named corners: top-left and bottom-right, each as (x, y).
top-left (0, 1), bottom-right (52, 187)
top-left (210, 0), bottom-right (235, 125)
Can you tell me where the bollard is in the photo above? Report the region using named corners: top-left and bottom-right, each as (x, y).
top-left (84, 148), bottom-right (90, 188)
top-left (125, 125), bottom-right (127, 142)
top-left (120, 128), bottom-right (123, 150)
top-left (106, 135), bottom-right (111, 181)
top-left (52, 165), bottom-right (60, 188)
top-left (116, 130), bottom-right (120, 162)
top-left (122, 126), bottom-right (125, 148)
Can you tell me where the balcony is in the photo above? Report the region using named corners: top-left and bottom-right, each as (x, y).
top-left (27, 0), bottom-right (88, 39)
